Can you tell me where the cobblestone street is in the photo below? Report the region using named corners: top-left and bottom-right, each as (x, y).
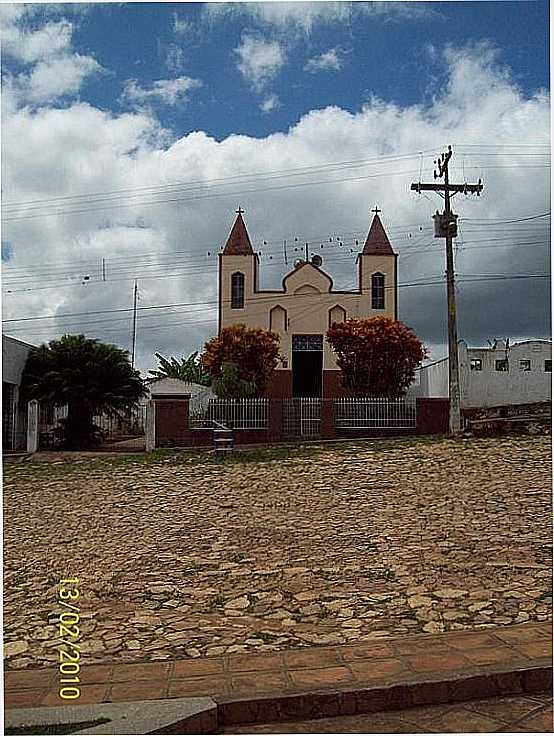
top-left (3, 436), bottom-right (551, 670)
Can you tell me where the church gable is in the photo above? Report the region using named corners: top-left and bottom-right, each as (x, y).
top-left (282, 262), bottom-right (333, 294)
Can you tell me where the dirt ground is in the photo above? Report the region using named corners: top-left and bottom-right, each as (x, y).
top-left (3, 435), bottom-right (551, 670)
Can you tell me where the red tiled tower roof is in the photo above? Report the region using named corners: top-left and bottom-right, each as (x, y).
top-left (362, 213), bottom-right (395, 255)
top-left (222, 213), bottom-right (254, 255)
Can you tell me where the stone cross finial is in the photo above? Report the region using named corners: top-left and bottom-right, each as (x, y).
top-left (372, 206), bottom-right (382, 215)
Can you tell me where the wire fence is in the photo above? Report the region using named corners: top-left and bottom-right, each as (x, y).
top-left (189, 398), bottom-right (269, 430)
top-left (335, 397), bottom-right (417, 429)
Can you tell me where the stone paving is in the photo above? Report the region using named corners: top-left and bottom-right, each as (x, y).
top-left (3, 436), bottom-right (551, 670)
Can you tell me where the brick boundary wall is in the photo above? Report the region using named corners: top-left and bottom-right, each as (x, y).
top-left (151, 396), bottom-right (450, 449)
top-left (463, 401), bottom-right (551, 421)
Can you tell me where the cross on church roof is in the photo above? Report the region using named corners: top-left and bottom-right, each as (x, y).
top-left (236, 206), bottom-right (245, 215)
top-left (362, 207), bottom-right (394, 255)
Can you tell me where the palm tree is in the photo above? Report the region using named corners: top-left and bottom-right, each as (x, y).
top-left (148, 351), bottom-right (211, 386)
top-left (21, 334), bottom-right (146, 449)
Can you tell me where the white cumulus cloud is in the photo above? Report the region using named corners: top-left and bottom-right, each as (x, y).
top-left (1, 19), bottom-right (74, 63)
top-left (21, 54), bottom-right (101, 104)
top-left (234, 36), bottom-right (286, 91)
top-left (121, 76), bottom-right (202, 106)
top-left (1, 6), bottom-right (102, 107)
top-left (205, 2), bottom-right (438, 34)
top-left (304, 48), bottom-right (343, 73)
top-left (260, 94), bottom-right (281, 113)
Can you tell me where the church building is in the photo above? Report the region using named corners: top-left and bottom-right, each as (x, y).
top-left (218, 209), bottom-right (398, 398)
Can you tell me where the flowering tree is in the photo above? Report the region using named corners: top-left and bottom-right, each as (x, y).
top-left (326, 316), bottom-right (426, 396)
top-left (200, 324), bottom-right (280, 396)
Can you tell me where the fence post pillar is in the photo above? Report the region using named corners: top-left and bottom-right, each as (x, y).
top-left (145, 400), bottom-right (156, 452)
top-left (321, 398), bottom-right (336, 440)
top-left (26, 400), bottom-right (39, 454)
top-left (269, 399), bottom-right (283, 442)
top-left (151, 394), bottom-right (191, 447)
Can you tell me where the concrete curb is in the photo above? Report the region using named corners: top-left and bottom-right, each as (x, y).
top-left (4, 663), bottom-right (551, 734)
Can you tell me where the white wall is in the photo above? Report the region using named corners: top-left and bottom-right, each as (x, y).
top-left (2, 335), bottom-right (33, 385)
top-left (410, 339), bottom-right (552, 408)
top-left (2, 335), bottom-right (34, 450)
top-left (144, 378), bottom-right (216, 411)
top-left (461, 340), bottom-right (551, 408)
top-left (409, 358), bottom-right (449, 399)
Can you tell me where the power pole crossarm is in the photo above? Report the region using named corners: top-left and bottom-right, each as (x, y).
top-left (410, 183), bottom-right (483, 194)
top-left (410, 145), bottom-right (484, 435)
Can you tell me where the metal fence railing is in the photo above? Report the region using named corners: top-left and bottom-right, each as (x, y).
top-left (189, 398), bottom-right (269, 430)
top-left (283, 398), bottom-right (321, 438)
top-left (335, 397), bottom-right (417, 429)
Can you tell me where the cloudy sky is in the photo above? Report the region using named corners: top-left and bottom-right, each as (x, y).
top-left (1, 0), bottom-right (550, 374)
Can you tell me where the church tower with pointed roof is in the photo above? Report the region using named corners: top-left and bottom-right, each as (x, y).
top-left (218, 209), bottom-right (259, 332)
top-left (358, 208), bottom-right (397, 319)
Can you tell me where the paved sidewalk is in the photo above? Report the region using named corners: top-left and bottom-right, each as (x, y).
top-left (5, 622), bottom-right (552, 714)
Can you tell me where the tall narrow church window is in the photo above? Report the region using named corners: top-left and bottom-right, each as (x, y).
top-left (231, 272), bottom-right (245, 309)
top-left (371, 272), bottom-right (385, 309)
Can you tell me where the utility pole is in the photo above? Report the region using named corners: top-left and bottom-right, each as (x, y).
top-left (131, 280), bottom-right (138, 369)
top-left (411, 145), bottom-right (483, 434)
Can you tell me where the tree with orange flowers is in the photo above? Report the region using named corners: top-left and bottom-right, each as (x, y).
top-left (200, 324), bottom-right (280, 397)
top-left (326, 316), bottom-right (426, 396)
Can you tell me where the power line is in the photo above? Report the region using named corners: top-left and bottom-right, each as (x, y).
top-left (2, 151), bottom-right (439, 210)
top-left (4, 272), bottom-right (549, 329)
top-left (3, 234), bottom-right (549, 295)
top-left (460, 211), bottom-right (550, 224)
top-left (2, 210), bottom-right (547, 278)
top-left (2, 168), bottom-right (426, 222)
top-left (1, 215), bottom-right (547, 282)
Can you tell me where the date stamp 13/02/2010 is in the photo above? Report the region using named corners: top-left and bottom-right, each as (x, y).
top-left (57, 578), bottom-right (81, 700)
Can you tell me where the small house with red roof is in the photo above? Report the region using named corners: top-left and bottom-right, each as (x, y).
top-left (218, 209), bottom-right (398, 398)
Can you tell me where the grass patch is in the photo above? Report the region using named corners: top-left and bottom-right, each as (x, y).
top-left (5, 719), bottom-right (111, 735)
top-left (227, 552), bottom-right (247, 563)
top-left (5, 433), bottom-right (547, 488)
top-left (2, 444), bottom-right (323, 485)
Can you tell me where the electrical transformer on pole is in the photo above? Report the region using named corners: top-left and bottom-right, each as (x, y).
top-left (411, 146), bottom-right (484, 435)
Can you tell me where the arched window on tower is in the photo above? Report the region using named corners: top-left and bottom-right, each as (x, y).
top-left (231, 272), bottom-right (245, 309)
top-left (371, 272), bottom-right (385, 310)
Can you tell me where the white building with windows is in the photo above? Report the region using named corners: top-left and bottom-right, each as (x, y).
top-left (410, 339), bottom-right (552, 408)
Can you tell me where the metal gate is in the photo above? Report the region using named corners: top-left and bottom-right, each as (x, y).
top-left (283, 398), bottom-right (321, 438)
top-left (2, 383), bottom-right (16, 450)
